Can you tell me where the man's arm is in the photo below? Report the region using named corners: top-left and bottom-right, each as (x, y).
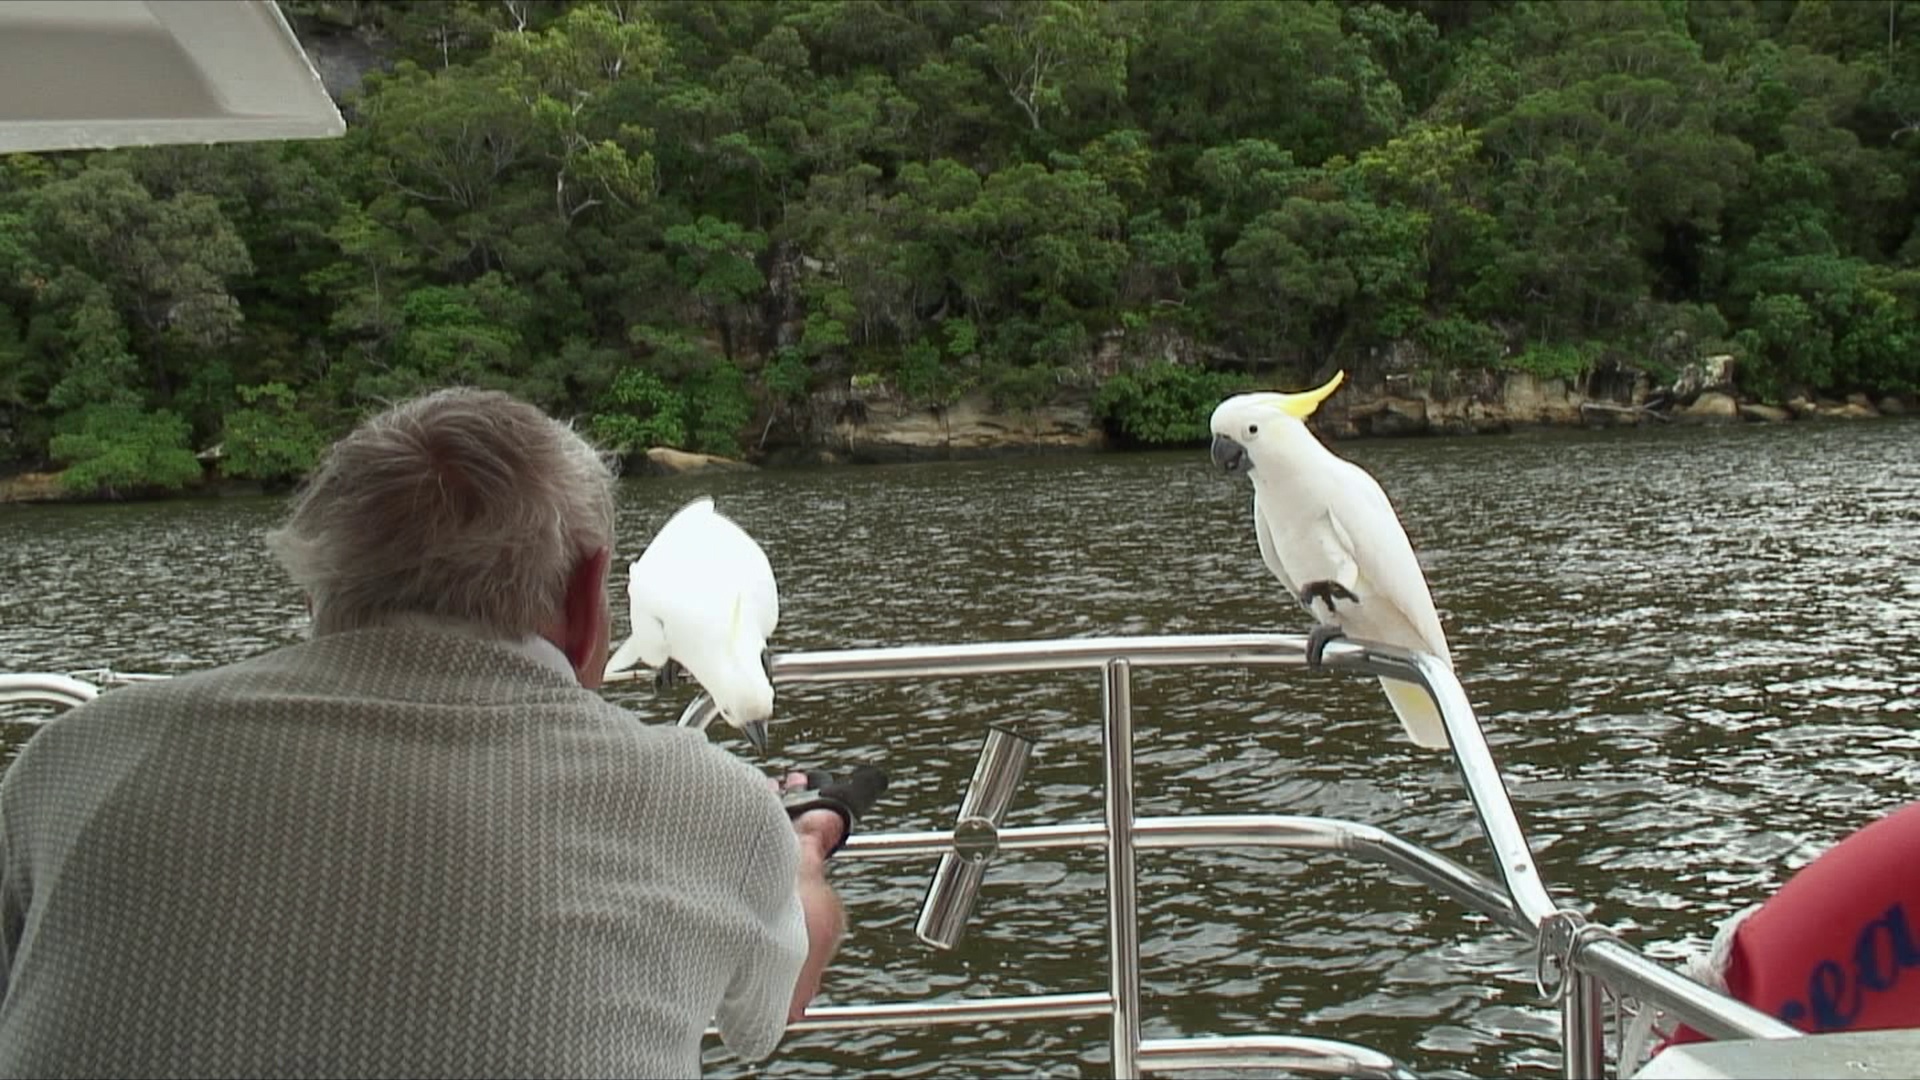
top-left (786, 808), bottom-right (847, 1022)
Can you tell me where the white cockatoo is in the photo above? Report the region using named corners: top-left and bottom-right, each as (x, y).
top-left (604, 496), bottom-right (780, 751)
top-left (1208, 370), bottom-right (1455, 749)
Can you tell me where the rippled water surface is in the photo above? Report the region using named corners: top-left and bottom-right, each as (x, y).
top-left (3, 419), bottom-right (1917, 1077)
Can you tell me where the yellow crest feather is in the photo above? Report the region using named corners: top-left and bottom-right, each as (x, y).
top-left (1266, 370), bottom-right (1346, 419)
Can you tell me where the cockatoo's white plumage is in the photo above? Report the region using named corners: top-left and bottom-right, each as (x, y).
top-left (1209, 371), bottom-right (1455, 749)
top-left (604, 496), bottom-right (780, 749)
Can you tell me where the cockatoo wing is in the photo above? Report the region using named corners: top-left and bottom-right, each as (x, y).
top-left (605, 599), bottom-right (668, 676)
top-left (1323, 462), bottom-right (1451, 666)
top-left (734, 527), bottom-right (780, 642)
top-left (1252, 494), bottom-right (1300, 603)
top-left (1322, 465), bottom-right (1452, 750)
top-left (1255, 494), bottom-right (1359, 616)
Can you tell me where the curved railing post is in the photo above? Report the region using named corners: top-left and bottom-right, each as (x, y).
top-left (1321, 642), bottom-right (1559, 926)
top-left (0, 673), bottom-right (101, 713)
top-left (1103, 658), bottom-right (1142, 1078)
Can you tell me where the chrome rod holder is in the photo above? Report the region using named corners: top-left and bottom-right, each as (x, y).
top-left (915, 721), bottom-right (1037, 949)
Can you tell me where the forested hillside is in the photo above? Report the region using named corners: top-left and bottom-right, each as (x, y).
top-left (3, 0), bottom-right (1918, 493)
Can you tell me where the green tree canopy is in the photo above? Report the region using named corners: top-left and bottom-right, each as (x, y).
top-left (3, 0), bottom-right (1918, 487)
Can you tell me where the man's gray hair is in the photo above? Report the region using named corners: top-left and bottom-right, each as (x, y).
top-left (266, 388), bottom-right (617, 638)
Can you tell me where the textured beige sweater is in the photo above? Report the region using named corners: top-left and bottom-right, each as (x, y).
top-left (0, 624), bottom-right (806, 1079)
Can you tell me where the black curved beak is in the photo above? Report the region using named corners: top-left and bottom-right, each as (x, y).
top-left (742, 720), bottom-right (769, 754)
top-left (1211, 435), bottom-right (1249, 476)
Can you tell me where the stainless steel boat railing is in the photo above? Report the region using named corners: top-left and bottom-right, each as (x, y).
top-left (0, 673), bottom-right (101, 711)
top-left (669, 633), bottom-right (1802, 1079)
top-left (3, 634), bottom-right (1801, 1077)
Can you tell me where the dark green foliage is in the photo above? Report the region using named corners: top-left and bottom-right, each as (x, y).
top-left (982, 363), bottom-right (1057, 413)
top-left (762, 347), bottom-right (812, 403)
top-left (894, 339), bottom-right (964, 406)
top-left (592, 368), bottom-right (688, 451)
top-left (222, 383), bottom-right (327, 484)
top-left (3, 0), bottom-right (1918, 489)
top-left (685, 360), bottom-right (753, 456)
top-left (48, 403), bottom-right (202, 496)
top-left (1094, 362), bottom-right (1252, 446)
top-left (1504, 342), bottom-right (1597, 383)
top-left (1418, 316), bottom-right (1506, 371)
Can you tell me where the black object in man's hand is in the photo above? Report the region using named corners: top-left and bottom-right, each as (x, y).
top-left (783, 765), bottom-right (890, 857)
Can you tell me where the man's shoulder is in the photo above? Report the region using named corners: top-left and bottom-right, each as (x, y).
top-left (5, 635), bottom-right (534, 769)
top-left (606, 724), bottom-right (793, 846)
top-left (621, 722), bottom-right (779, 800)
top-left (1, 648), bottom-right (285, 765)
top-left (151, 627), bottom-right (588, 710)
top-left (19, 654), bottom-right (242, 729)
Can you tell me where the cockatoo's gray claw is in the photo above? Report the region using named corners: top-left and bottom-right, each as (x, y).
top-left (1305, 624), bottom-right (1347, 669)
top-left (1299, 579), bottom-right (1358, 616)
top-left (653, 660), bottom-right (686, 692)
top-left (760, 649), bottom-right (774, 681)
top-left (741, 720), bottom-right (770, 754)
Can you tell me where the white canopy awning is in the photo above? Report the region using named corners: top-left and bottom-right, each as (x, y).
top-left (0, 0), bottom-right (345, 154)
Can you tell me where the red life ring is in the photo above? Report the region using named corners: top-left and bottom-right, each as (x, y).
top-left (1671, 799), bottom-right (1920, 1043)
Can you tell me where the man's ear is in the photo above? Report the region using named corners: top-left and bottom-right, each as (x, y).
top-left (562, 545), bottom-right (613, 686)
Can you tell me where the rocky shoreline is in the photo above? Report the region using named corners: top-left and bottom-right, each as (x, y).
top-left (778, 362), bottom-right (1910, 468)
top-left (3, 365), bottom-right (1911, 499)
top-left (1314, 370), bottom-right (1906, 440)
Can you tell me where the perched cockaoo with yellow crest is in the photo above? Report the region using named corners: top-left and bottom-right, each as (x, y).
top-left (604, 496), bottom-right (781, 752)
top-left (1208, 371), bottom-right (1455, 749)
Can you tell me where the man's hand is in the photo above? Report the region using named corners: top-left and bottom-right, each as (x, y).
top-left (790, 807), bottom-right (849, 865)
top-left (771, 767), bottom-right (888, 1021)
top-left (770, 773), bottom-right (842, 1021)
top-left (772, 767), bottom-right (887, 860)
top-left (773, 772), bottom-right (849, 861)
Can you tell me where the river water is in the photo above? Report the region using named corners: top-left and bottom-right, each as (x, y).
top-left (2, 419), bottom-right (1917, 1077)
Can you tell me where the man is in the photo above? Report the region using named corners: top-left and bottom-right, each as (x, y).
top-left (0, 388), bottom-right (861, 1078)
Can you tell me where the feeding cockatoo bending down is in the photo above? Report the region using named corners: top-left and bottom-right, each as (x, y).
top-left (1208, 371), bottom-right (1455, 749)
top-left (604, 496), bottom-right (780, 752)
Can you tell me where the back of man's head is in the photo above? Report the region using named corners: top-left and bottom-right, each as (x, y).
top-left (266, 388), bottom-right (616, 638)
